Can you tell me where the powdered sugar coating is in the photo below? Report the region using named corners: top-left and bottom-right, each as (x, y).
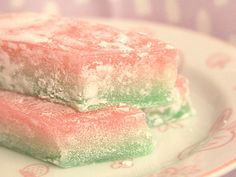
top-left (0, 13), bottom-right (178, 111)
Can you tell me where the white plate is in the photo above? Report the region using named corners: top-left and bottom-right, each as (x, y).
top-left (1, 19), bottom-right (236, 177)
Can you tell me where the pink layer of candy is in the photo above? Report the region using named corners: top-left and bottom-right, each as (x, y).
top-left (0, 13), bottom-right (177, 75)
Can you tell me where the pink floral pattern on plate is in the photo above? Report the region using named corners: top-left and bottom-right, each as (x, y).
top-left (178, 108), bottom-right (234, 160)
top-left (206, 53), bottom-right (231, 69)
top-left (19, 163), bottom-right (49, 177)
top-left (148, 107), bottom-right (235, 177)
top-left (147, 165), bottom-right (201, 177)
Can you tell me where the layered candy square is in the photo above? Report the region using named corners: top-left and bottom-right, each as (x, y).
top-left (0, 91), bottom-right (154, 168)
top-left (0, 13), bottom-right (178, 111)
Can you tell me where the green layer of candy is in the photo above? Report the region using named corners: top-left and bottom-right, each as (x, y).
top-left (57, 140), bottom-right (154, 168)
top-left (0, 133), bottom-right (154, 168)
top-left (143, 102), bottom-right (194, 128)
top-left (82, 86), bottom-right (174, 111)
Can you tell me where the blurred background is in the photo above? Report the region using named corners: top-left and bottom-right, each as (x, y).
top-left (0, 0), bottom-right (236, 45)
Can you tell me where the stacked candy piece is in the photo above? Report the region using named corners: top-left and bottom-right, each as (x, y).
top-left (0, 13), bottom-right (193, 167)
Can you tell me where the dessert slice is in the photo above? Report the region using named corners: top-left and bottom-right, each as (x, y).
top-left (0, 13), bottom-right (178, 111)
top-left (0, 91), bottom-right (154, 168)
top-left (143, 75), bottom-right (194, 127)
